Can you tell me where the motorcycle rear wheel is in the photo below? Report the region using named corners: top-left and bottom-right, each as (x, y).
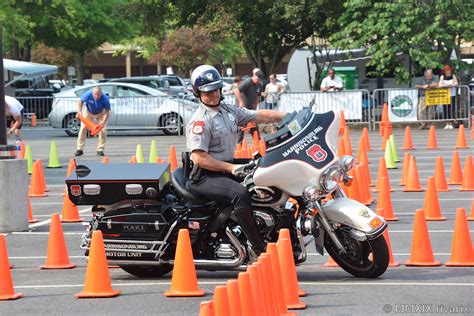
top-left (324, 230), bottom-right (389, 278)
top-left (119, 264), bottom-right (173, 278)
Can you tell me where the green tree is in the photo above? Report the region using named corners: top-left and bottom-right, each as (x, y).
top-left (0, 1), bottom-right (34, 60)
top-left (332, 0), bottom-right (474, 83)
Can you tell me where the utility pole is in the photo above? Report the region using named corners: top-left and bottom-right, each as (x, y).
top-left (0, 26), bottom-right (7, 145)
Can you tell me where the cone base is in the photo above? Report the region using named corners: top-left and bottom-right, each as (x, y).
top-left (405, 260), bottom-right (441, 266)
top-left (0, 292), bottom-right (23, 300)
top-left (75, 289), bottom-right (121, 298)
top-left (28, 218), bottom-right (39, 223)
top-left (29, 193), bottom-right (48, 197)
top-left (454, 146), bottom-right (468, 149)
top-left (298, 289), bottom-right (306, 297)
top-left (40, 263), bottom-right (76, 269)
top-left (468, 217), bottom-right (474, 221)
top-left (61, 218), bottom-right (83, 223)
top-left (287, 302), bottom-right (307, 310)
top-left (164, 289), bottom-right (205, 297)
top-left (436, 188), bottom-right (451, 192)
top-left (46, 165), bottom-right (62, 168)
top-left (402, 189), bottom-right (424, 192)
top-left (389, 261), bottom-right (400, 267)
top-left (448, 181), bottom-right (462, 185)
top-left (460, 188), bottom-right (474, 191)
top-left (425, 217), bottom-right (446, 221)
top-left (445, 261), bottom-right (474, 266)
top-left (385, 217), bottom-right (399, 221)
top-left (401, 147), bottom-right (414, 150)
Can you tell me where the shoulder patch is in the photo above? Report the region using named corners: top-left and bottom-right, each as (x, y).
top-left (192, 121), bottom-right (205, 134)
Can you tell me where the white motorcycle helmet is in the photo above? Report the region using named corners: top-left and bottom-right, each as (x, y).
top-left (191, 65), bottom-right (224, 97)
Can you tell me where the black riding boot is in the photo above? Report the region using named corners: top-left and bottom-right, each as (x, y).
top-left (233, 206), bottom-right (266, 255)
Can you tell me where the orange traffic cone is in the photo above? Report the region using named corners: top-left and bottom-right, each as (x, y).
top-left (346, 169), bottom-right (363, 204)
top-left (40, 213), bottom-right (76, 269)
top-left (403, 156), bottom-right (423, 192)
top-left (78, 115), bottom-right (103, 136)
top-left (376, 176), bottom-right (398, 221)
top-left (169, 145), bottom-right (178, 172)
top-left (357, 137), bottom-right (366, 162)
top-left (398, 152), bottom-right (410, 186)
top-left (360, 161), bottom-right (374, 189)
top-left (375, 157), bottom-right (393, 192)
top-left (0, 235), bottom-right (23, 300)
top-left (37, 159), bottom-right (48, 192)
top-left (29, 161), bottom-right (47, 197)
top-left (379, 103), bottom-right (390, 136)
top-left (226, 280), bottom-right (242, 316)
top-left (164, 229), bottom-right (205, 297)
top-left (237, 272), bottom-right (257, 315)
top-left (460, 155), bottom-right (474, 191)
top-left (434, 157), bottom-right (450, 192)
top-left (129, 155), bottom-right (137, 164)
top-left (277, 238), bottom-right (306, 309)
top-left (455, 125), bottom-right (468, 149)
top-left (355, 165), bottom-right (372, 205)
top-left (423, 177), bottom-right (446, 221)
top-left (213, 286), bottom-right (231, 316)
top-left (28, 198), bottom-right (38, 223)
top-left (445, 208), bottom-right (474, 266)
top-left (324, 255), bottom-right (340, 267)
top-left (381, 127), bottom-right (390, 151)
top-left (258, 256), bottom-right (281, 315)
top-left (376, 208), bottom-right (400, 267)
top-left (405, 209), bottom-right (440, 266)
top-left (247, 264), bottom-right (267, 316)
top-left (339, 110), bottom-right (346, 135)
top-left (102, 156), bottom-right (110, 164)
top-left (337, 137), bottom-right (346, 158)
top-left (426, 126), bottom-right (439, 149)
top-left (76, 230), bottom-right (121, 298)
top-left (65, 158), bottom-right (76, 178)
top-left (199, 301), bottom-right (214, 316)
top-left (343, 127), bottom-right (353, 155)
top-left (448, 151), bottom-right (463, 185)
top-left (277, 229), bottom-right (305, 297)
top-left (61, 189), bottom-right (83, 222)
top-left (31, 114), bottom-right (37, 127)
top-left (362, 127), bottom-right (372, 151)
top-left (401, 126), bottom-right (415, 150)
top-left (19, 141), bottom-right (26, 159)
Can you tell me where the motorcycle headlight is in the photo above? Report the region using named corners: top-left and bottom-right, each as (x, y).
top-left (339, 155), bottom-right (355, 172)
top-left (303, 185), bottom-right (319, 202)
top-left (320, 165), bottom-right (341, 193)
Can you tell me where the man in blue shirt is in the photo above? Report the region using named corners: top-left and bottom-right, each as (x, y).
top-left (75, 86), bottom-right (111, 156)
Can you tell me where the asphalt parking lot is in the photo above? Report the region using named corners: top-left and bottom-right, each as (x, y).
top-left (0, 126), bottom-right (473, 315)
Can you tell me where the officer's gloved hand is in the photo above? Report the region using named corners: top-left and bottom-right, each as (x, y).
top-left (232, 161), bottom-right (255, 179)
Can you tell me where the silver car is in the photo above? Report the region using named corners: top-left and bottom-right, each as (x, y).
top-left (48, 82), bottom-right (198, 136)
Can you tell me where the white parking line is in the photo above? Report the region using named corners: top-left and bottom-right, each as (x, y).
top-left (27, 209), bottom-right (92, 228)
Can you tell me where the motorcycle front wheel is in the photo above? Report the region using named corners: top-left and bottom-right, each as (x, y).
top-left (324, 228), bottom-right (389, 278)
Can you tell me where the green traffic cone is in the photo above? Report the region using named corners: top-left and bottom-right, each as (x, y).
top-left (47, 141), bottom-right (62, 168)
top-left (25, 145), bottom-right (33, 174)
top-left (389, 135), bottom-right (400, 163)
top-left (149, 140), bottom-right (157, 163)
top-left (384, 139), bottom-right (397, 169)
top-left (136, 144), bottom-right (144, 163)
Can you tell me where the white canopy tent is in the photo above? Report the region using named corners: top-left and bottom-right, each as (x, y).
top-left (3, 59), bottom-right (59, 86)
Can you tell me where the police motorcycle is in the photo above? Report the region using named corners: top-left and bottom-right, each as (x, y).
top-left (67, 109), bottom-right (389, 279)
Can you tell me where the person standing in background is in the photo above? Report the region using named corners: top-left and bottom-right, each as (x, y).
top-left (4, 95), bottom-right (24, 140)
top-left (438, 65), bottom-right (458, 129)
top-left (320, 68), bottom-right (344, 92)
top-left (262, 74), bottom-right (285, 110)
top-left (415, 69), bottom-right (438, 130)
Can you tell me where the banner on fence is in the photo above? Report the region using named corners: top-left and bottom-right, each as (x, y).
top-left (388, 89), bottom-right (418, 122)
top-left (278, 91), bottom-right (363, 120)
top-left (425, 88), bottom-right (451, 106)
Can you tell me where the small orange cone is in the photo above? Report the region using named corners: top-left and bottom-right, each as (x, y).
top-left (434, 157), bottom-right (450, 192)
top-left (337, 137), bottom-right (346, 158)
top-left (343, 127), bottom-right (353, 155)
top-left (380, 127), bottom-right (390, 151)
top-left (277, 229), bottom-right (305, 297)
top-left (31, 114), bottom-right (37, 127)
top-left (468, 199), bottom-right (474, 221)
top-left (426, 126), bottom-right (439, 149)
top-left (455, 125), bottom-right (468, 149)
top-left (0, 235), bottom-right (23, 300)
top-left (198, 301), bottom-right (215, 316)
top-left (376, 208), bottom-right (400, 267)
top-left (277, 238), bottom-right (306, 309)
top-left (102, 156), bottom-right (110, 164)
top-left (460, 155), bottom-right (474, 191)
top-left (376, 176), bottom-right (398, 221)
top-left (169, 145), bottom-right (178, 172)
top-left (405, 210), bottom-right (440, 266)
top-left (401, 126), bottom-right (415, 150)
top-left (237, 272), bottom-right (257, 315)
top-left (76, 230), bottom-right (121, 298)
top-left (357, 137), bottom-right (366, 162)
top-left (226, 280), bottom-right (242, 316)
top-left (213, 286), bottom-right (231, 316)
top-left (61, 189), bottom-right (83, 222)
top-left (129, 155), bottom-right (137, 164)
top-left (362, 127), bottom-right (372, 151)
top-left (346, 170), bottom-right (363, 204)
top-left (448, 151), bottom-right (463, 185)
top-left (65, 158), bottom-right (76, 178)
top-left (445, 208), bottom-right (474, 266)
top-left (28, 198), bottom-right (38, 223)
top-left (403, 156), bottom-right (423, 192)
top-left (164, 229), bottom-right (204, 297)
top-left (40, 213), bottom-right (76, 269)
top-left (78, 115), bottom-right (103, 137)
top-left (339, 110), bottom-right (346, 135)
top-left (360, 161), bottom-right (374, 189)
top-left (375, 157), bottom-right (393, 192)
top-left (37, 159), bottom-right (48, 192)
top-left (323, 255), bottom-right (340, 267)
top-left (247, 264), bottom-right (267, 315)
top-left (423, 177), bottom-right (446, 221)
top-left (29, 161), bottom-right (47, 197)
top-left (258, 256), bottom-right (281, 315)
top-left (356, 164), bottom-right (373, 205)
top-left (398, 152), bottom-right (411, 186)
top-left (19, 141), bottom-right (26, 159)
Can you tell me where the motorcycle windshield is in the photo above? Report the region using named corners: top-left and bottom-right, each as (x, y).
top-left (253, 110), bottom-right (340, 196)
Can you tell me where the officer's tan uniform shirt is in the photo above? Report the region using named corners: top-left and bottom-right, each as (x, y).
top-left (187, 103), bottom-right (257, 162)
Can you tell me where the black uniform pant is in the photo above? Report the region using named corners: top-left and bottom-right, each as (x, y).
top-left (189, 172), bottom-right (265, 252)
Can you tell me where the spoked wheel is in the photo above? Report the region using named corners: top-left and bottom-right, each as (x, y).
top-left (324, 228), bottom-right (389, 278)
top-left (161, 113), bottom-right (183, 135)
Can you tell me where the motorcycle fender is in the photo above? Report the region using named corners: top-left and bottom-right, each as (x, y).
top-left (322, 198), bottom-right (386, 239)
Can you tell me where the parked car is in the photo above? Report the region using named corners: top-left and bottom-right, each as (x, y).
top-left (106, 75), bottom-right (189, 97)
top-left (48, 82), bottom-right (198, 136)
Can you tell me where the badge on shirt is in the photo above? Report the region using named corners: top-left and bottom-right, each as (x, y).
top-left (192, 121), bottom-right (205, 134)
top-left (227, 112), bottom-right (235, 122)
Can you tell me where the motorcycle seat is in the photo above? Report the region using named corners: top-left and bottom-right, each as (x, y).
top-left (171, 167), bottom-right (209, 205)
